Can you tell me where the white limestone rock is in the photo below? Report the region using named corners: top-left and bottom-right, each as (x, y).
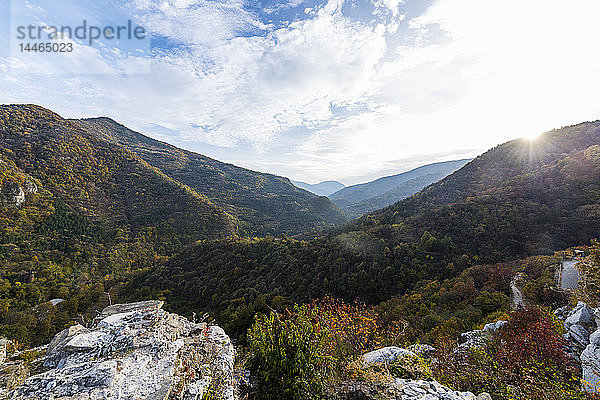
top-left (459, 321), bottom-right (507, 349)
top-left (362, 346), bottom-right (416, 364)
top-left (569, 324), bottom-right (591, 348)
top-left (483, 320), bottom-right (507, 333)
top-left (0, 180), bottom-right (37, 208)
top-left (582, 328), bottom-right (600, 392)
top-left (8, 300), bottom-right (236, 400)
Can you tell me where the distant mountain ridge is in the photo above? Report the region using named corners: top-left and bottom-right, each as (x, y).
top-left (291, 180), bottom-right (345, 196)
top-left (76, 117), bottom-right (347, 237)
top-left (330, 159), bottom-right (472, 217)
top-left (350, 120), bottom-right (600, 258)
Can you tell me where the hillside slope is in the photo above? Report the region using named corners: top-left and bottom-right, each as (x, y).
top-left (351, 121), bottom-right (600, 258)
top-left (0, 104), bottom-right (239, 344)
top-left (78, 118), bottom-right (347, 236)
top-left (0, 105), bottom-right (236, 245)
top-left (330, 159), bottom-right (471, 217)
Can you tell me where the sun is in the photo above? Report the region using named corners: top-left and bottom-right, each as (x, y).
top-left (522, 131), bottom-right (541, 140)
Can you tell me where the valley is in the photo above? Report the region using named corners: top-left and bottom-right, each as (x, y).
top-left (1, 106), bottom-right (600, 399)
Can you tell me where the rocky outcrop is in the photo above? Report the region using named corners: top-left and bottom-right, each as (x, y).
top-left (556, 302), bottom-right (600, 392)
top-left (338, 346), bottom-right (491, 400)
top-left (459, 320), bottom-right (507, 348)
top-left (0, 180), bottom-right (37, 208)
top-left (6, 300), bottom-right (236, 400)
top-left (556, 302), bottom-right (597, 360)
top-left (565, 302), bottom-right (595, 330)
top-left (582, 330), bottom-right (600, 391)
top-left (362, 347), bottom-right (416, 364)
top-left (334, 378), bottom-right (490, 400)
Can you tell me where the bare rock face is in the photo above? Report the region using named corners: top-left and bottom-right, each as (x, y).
top-left (0, 180), bottom-right (37, 208)
top-left (8, 301), bottom-right (236, 400)
top-left (556, 302), bottom-right (600, 392)
top-left (334, 378), bottom-right (482, 400)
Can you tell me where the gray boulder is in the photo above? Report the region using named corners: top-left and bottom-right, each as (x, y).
top-left (459, 321), bottom-right (507, 349)
top-left (582, 328), bottom-right (600, 392)
top-left (362, 346), bottom-right (416, 364)
top-left (565, 302), bottom-right (596, 329)
top-left (8, 300), bottom-right (236, 400)
top-left (569, 324), bottom-right (591, 348)
top-left (46, 324), bottom-right (86, 354)
top-left (558, 302), bottom-right (600, 392)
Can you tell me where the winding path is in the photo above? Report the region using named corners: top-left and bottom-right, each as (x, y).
top-left (511, 273), bottom-right (524, 309)
top-left (559, 260), bottom-right (580, 290)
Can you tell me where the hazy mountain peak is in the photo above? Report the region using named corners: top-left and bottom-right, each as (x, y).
top-left (330, 159), bottom-right (472, 217)
top-left (291, 180), bottom-right (346, 196)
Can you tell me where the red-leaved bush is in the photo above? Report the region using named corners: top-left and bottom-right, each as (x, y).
top-left (434, 307), bottom-right (598, 400)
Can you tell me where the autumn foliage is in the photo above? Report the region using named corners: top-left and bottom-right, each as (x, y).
top-left (311, 296), bottom-right (406, 362)
top-left (434, 307), bottom-right (593, 400)
top-left (247, 296), bottom-right (406, 399)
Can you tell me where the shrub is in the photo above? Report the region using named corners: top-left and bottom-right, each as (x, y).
top-left (433, 307), bottom-right (593, 400)
top-left (313, 296), bottom-right (406, 366)
top-left (247, 297), bottom-right (407, 398)
top-left (247, 305), bottom-right (334, 400)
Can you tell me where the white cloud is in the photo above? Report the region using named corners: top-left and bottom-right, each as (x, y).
top-left (98, 0), bottom-right (391, 149)
top-left (2, 0), bottom-right (600, 184)
top-left (373, 0), bottom-right (403, 17)
top-left (125, 0), bottom-right (267, 46)
top-left (284, 0), bottom-right (600, 183)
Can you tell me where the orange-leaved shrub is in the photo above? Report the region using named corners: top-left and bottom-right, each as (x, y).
top-left (312, 296), bottom-right (407, 364)
top-left (247, 296), bottom-right (406, 399)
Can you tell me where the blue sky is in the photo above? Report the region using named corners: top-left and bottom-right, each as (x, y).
top-left (1, 0), bottom-right (600, 185)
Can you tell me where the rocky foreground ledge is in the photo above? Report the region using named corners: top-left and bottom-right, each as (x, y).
top-left (1, 300), bottom-right (497, 400)
top-left (4, 300), bottom-right (236, 400)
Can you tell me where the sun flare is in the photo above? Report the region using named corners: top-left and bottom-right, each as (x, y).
top-left (523, 131), bottom-right (542, 140)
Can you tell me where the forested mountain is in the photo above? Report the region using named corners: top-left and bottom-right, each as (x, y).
top-left (0, 104), bottom-right (344, 345)
top-left (130, 121), bottom-right (600, 339)
top-left (0, 105), bottom-right (236, 244)
top-left (330, 159), bottom-right (471, 217)
top-left (349, 121), bottom-right (600, 258)
top-left (0, 104), bottom-right (240, 344)
top-left (291, 180), bottom-right (345, 196)
top-left (77, 118), bottom-right (347, 236)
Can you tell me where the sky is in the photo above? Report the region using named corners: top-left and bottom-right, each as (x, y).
top-left (1, 0), bottom-right (600, 185)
